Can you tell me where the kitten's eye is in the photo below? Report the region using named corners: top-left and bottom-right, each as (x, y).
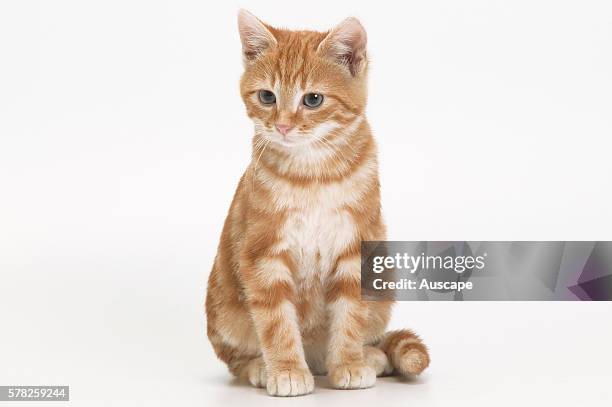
top-left (303, 93), bottom-right (324, 108)
top-left (258, 90), bottom-right (276, 105)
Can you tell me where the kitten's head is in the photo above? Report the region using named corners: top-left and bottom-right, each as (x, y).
top-left (238, 10), bottom-right (368, 149)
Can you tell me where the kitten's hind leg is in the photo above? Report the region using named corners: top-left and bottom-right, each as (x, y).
top-left (208, 330), bottom-right (266, 388)
top-left (234, 356), bottom-right (267, 388)
top-left (364, 346), bottom-right (393, 377)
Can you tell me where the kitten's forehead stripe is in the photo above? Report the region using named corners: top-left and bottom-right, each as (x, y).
top-left (266, 30), bottom-right (328, 98)
top-left (290, 38), bottom-right (309, 86)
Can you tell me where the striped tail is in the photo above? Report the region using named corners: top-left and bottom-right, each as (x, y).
top-left (377, 329), bottom-right (430, 376)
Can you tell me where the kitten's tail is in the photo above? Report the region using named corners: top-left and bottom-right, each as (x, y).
top-left (376, 329), bottom-right (430, 376)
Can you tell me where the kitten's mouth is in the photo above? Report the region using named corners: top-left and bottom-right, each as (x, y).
top-left (267, 133), bottom-right (312, 148)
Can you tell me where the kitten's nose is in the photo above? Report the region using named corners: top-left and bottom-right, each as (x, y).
top-left (275, 123), bottom-right (293, 136)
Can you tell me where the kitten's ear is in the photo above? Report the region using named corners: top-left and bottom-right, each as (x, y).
top-left (237, 9), bottom-right (277, 63)
top-left (317, 17), bottom-right (367, 76)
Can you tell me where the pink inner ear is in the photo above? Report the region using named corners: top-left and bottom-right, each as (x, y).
top-left (319, 17), bottom-right (367, 76)
top-left (237, 10), bottom-right (277, 61)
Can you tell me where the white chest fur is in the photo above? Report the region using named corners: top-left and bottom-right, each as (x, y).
top-left (258, 145), bottom-right (375, 280)
top-left (281, 206), bottom-right (357, 281)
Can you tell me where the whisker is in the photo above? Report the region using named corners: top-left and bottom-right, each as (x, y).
top-left (313, 137), bottom-right (345, 176)
top-left (318, 135), bottom-right (349, 169)
top-left (252, 138), bottom-right (271, 191)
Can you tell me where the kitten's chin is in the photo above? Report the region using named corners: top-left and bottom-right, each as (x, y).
top-left (275, 138), bottom-right (311, 148)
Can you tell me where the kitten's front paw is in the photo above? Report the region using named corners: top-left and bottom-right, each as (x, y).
top-left (266, 367), bottom-right (314, 397)
top-left (328, 362), bottom-right (376, 389)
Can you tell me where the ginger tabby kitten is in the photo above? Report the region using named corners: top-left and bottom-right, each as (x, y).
top-left (206, 10), bottom-right (429, 396)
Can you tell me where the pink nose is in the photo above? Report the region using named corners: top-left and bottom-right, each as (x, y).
top-left (275, 123), bottom-right (293, 136)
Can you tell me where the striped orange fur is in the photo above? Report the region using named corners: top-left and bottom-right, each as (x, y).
top-left (205, 10), bottom-right (429, 397)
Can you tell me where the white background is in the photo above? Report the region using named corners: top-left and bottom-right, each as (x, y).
top-left (1, 1), bottom-right (611, 406)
